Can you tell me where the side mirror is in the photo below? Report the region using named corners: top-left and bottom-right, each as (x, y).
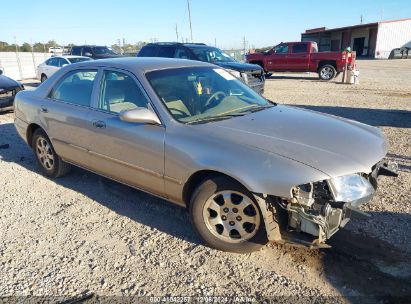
top-left (119, 107), bottom-right (161, 125)
top-left (84, 52), bottom-right (92, 57)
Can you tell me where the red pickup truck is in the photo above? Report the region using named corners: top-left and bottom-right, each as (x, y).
top-left (246, 41), bottom-right (355, 81)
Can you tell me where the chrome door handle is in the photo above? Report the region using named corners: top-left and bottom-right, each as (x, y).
top-left (92, 120), bottom-right (106, 129)
top-left (40, 106), bottom-right (48, 113)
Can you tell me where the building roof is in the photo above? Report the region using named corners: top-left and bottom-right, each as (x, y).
top-left (303, 17), bottom-right (411, 35)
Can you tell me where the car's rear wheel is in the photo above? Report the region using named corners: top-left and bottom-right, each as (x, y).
top-left (32, 129), bottom-right (71, 178)
top-left (41, 74), bottom-right (47, 83)
top-left (318, 64), bottom-right (336, 80)
top-left (189, 177), bottom-right (267, 253)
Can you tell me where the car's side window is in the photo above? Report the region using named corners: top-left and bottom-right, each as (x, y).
top-left (48, 58), bottom-right (58, 66)
top-left (71, 47), bottom-right (81, 56)
top-left (274, 44), bottom-right (289, 54)
top-left (174, 47), bottom-right (192, 60)
top-left (157, 46), bottom-right (176, 58)
top-left (49, 69), bottom-right (98, 107)
top-left (292, 43), bottom-right (308, 53)
top-left (83, 47), bottom-right (93, 56)
top-left (57, 58), bottom-right (68, 67)
top-left (98, 70), bottom-right (149, 113)
top-left (138, 45), bottom-right (158, 57)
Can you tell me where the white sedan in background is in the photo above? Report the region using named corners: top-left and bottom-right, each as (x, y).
top-left (37, 56), bottom-right (91, 82)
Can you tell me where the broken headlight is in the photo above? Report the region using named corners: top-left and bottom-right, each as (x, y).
top-left (327, 174), bottom-right (374, 202)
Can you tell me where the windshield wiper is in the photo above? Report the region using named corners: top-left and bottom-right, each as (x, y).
top-left (186, 113), bottom-right (245, 125)
top-left (238, 104), bottom-right (275, 114)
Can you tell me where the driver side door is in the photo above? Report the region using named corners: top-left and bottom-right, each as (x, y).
top-left (266, 43), bottom-right (289, 71)
top-left (85, 68), bottom-right (166, 196)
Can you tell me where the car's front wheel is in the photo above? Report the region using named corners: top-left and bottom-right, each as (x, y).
top-left (32, 129), bottom-right (71, 178)
top-left (41, 74), bottom-right (47, 83)
top-left (189, 177), bottom-right (267, 253)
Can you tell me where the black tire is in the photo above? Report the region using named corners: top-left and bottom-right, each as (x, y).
top-left (32, 128), bottom-right (71, 178)
top-left (189, 176), bottom-right (267, 253)
top-left (318, 64), bottom-right (336, 81)
top-left (41, 74), bottom-right (47, 83)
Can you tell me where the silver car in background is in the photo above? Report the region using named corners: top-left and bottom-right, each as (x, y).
top-left (14, 58), bottom-right (397, 252)
top-left (36, 55), bottom-right (91, 82)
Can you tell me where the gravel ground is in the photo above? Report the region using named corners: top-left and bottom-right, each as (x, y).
top-left (0, 59), bottom-right (410, 303)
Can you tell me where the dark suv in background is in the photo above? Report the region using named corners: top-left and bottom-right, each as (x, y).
top-left (70, 45), bottom-right (123, 60)
top-left (137, 43), bottom-right (265, 94)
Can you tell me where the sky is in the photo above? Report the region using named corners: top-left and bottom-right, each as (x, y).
top-left (1, 0), bottom-right (411, 49)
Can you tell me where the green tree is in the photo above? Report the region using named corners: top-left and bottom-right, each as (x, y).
top-left (20, 42), bottom-right (32, 52)
top-left (33, 42), bottom-right (47, 52)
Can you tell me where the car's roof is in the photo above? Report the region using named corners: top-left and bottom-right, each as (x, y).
top-left (145, 42), bottom-right (216, 49)
top-left (183, 44), bottom-right (216, 49)
top-left (72, 57), bottom-right (214, 73)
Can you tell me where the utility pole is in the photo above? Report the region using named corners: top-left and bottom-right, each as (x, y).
top-left (175, 24), bottom-right (179, 41)
top-left (214, 38), bottom-right (217, 47)
top-left (360, 15), bottom-right (363, 24)
top-left (187, 0), bottom-right (193, 42)
top-left (243, 36), bottom-right (246, 56)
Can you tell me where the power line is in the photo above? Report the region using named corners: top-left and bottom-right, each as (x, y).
top-left (187, 0), bottom-right (193, 42)
top-left (176, 24), bottom-right (179, 41)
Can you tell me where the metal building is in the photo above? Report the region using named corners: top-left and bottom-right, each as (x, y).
top-left (301, 18), bottom-right (411, 59)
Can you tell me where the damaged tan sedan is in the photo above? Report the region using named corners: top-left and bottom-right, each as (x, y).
top-left (14, 58), bottom-right (398, 252)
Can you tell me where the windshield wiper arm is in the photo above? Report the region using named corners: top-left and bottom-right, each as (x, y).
top-left (237, 104), bottom-right (275, 114)
top-left (186, 113), bottom-right (245, 125)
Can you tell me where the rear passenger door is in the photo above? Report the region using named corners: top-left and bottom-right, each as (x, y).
top-left (287, 43), bottom-right (310, 71)
top-left (44, 69), bottom-right (99, 166)
top-left (85, 69), bottom-right (166, 196)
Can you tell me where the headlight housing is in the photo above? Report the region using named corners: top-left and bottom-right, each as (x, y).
top-left (327, 174), bottom-right (374, 202)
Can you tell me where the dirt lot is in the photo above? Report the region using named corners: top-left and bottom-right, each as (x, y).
top-left (0, 60), bottom-right (410, 303)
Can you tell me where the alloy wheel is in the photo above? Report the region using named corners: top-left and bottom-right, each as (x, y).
top-left (203, 191), bottom-right (260, 243)
top-left (35, 137), bottom-right (55, 170)
top-left (320, 67), bottom-right (333, 80)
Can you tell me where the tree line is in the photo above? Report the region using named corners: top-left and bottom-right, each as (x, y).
top-left (0, 40), bottom-right (147, 54)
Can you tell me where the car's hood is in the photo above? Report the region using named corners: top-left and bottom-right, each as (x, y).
top-left (217, 61), bottom-right (263, 73)
top-left (196, 105), bottom-right (387, 177)
top-left (0, 75), bottom-right (21, 90)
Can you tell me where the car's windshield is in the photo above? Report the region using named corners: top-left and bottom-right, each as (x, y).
top-left (146, 67), bottom-right (274, 124)
top-left (67, 57), bottom-right (92, 63)
top-left (189, 47), bottom-right (236, 63)
top-left (92, 47), bottom-right (117, 55)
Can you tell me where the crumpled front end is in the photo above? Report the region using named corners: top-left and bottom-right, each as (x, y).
top-left (265, 161), bottom-right (398, 247)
